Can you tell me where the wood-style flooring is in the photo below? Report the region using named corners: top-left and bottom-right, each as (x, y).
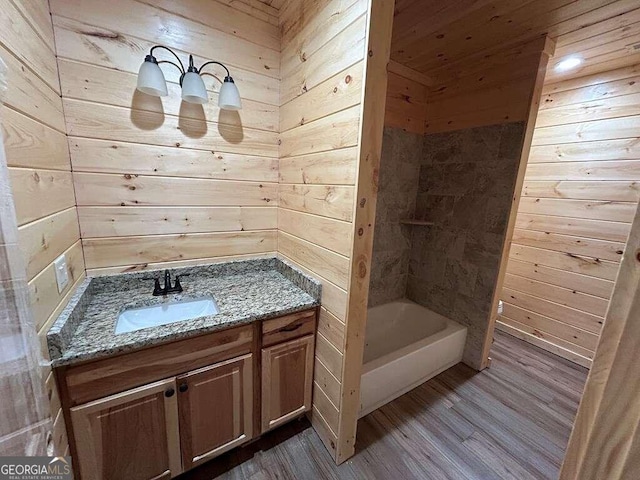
top-left (180, 331), bottom-right (588, 480)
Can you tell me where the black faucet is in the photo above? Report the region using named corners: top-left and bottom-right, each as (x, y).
top-left (152, 270), bottom-right (187, 296)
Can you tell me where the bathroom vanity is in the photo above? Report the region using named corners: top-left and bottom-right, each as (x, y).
top-left (46, 258), bottom-right (321, 479)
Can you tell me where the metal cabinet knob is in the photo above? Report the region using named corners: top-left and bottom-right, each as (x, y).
top-left (179, 383), bottom-right (189, 393)
top-left (165, 388), bottom-right (175, 397)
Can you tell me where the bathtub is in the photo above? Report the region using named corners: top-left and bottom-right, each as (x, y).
top-left (359, 299), bottom-right (467, 418)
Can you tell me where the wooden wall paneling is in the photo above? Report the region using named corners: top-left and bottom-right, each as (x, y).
top-left (387, 60), bottom-right (433, 86)
top-left (82, 231), bottom-right (277, 270)
top-left (540, 75), bottom-right (640, 111)
top-left (17, 208), bottom-right (82, 281)
top-left (503, 273), bottom-right (609, 317)
top-left (278, 184), bottom-right (355, 222)
top-left (57, 59), bottom-right (278, 133)
top-left (277, 232), bottom-right (350, 290)
top-left (0, 43), bottom-right (65, 132)
top-left (497, 319), bottom-right (594, 368)
top-left (0, 0), bottom-right (59, 91)
top-left (541, 64), bottom-right (640, 97)
top-left (280, 0), bottom-right (367, 85)
top-left (312, 380), bottom-right (340, 435)
top-left (52, 16), bottom-right (278, 106)
top-left (276, 253), bottom-right (348, 322)
top-left (277, 0), bottom-right (371, 461)
top-left (510, 229), bottom-right (625, 263)
top-left (0, 108), bottom-right (70, 170)
top-left (219, 0), bottom-right (280, 26)
top-left (51, 0), bottom-right (282, 271)
top-left (317, 307), bottom-right (346, 352)
top-left (278, 147), bottom-right (359, 185)
top-left (560, 200), bottom-right (640, 480)
top-left (517, 197), bottom-right (636, 222)
top-left (280, 105), bottom-right (361, 158)
top-left (73, 173), bottom-right (277, 207)
top-left (500, 64), bottom-right (640, 363)
top-left (9, 168), bottom-right (75, 225)
top-left (68, 138), bottom-right (278, 182)
top-left (63, 99), bottom-right (279, 157)
top-left (78, 206), bottom-right (277, 238)
top-left (550, 1), bottom-right (640, 50)
top-left (314, 357), bottom-right (341, 409)
top-left (506, 258), bottom-right (615, 300)
top-left (135, 0), bottom-right (280, 51)
top-left (11, 0), bottom-right (55, 46)
top-left (280, 62), bottom-right (364, 133)
top-left (280, 13), bottom-right (368, 105)
top-left (36, 266), bottom-right (87, 362)
top-left (502, 287), bottom-right (604, 335)
top-left (277, 209), bottom-right (352, 257)
top-left (521, 180), bottom-right (640, 203)
top-left (536, 93), bottom-right (640, 128)
top-left (29, 241), bottom-right (84, 332)
top-left (335, 0), bottom-right (394, 464)
top-left (88, 253), bottom-right (277, 278)
top-left (499, 302), bottom-right (600, 351)
top-left (532, 115), bottom-right (640, 146)
top-left (508, 244), bottom-right (620, 282)
top-left (528, 137), bottom-right (640, 163)
top-left (315, 332), bottom-right (344, 383)
top-left (384, 71), bottom-right (427, 134)
top-left (515, 213), bottom-right (631, 243)
top-left (50, 0), bottom-right (279, 78)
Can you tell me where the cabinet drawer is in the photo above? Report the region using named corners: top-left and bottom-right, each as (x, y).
top-left (262, 309), bottom-right (316, 348)
top-left (62, 324), bottom-right (253, 406)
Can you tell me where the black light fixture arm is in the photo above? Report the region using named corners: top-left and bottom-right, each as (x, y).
top-left (147, 45), bottom-right (187, 84)
top-left (198, 60), bottom-right (231, 78)
top-left (144, 46), bottom-right (234, 87)
top-left (149, 45), bottom-right (185, 73)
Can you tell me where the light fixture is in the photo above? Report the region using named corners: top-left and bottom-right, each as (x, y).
top-left (136, 45), bottom-right (242, 110)
top-left (554, 56), bottom-right (583, 72)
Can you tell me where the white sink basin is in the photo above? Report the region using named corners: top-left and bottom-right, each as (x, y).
top-left (115, 296), bottom-right (219, 335)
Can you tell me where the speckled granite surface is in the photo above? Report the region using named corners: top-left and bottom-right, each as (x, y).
top-left (47, 257), bottom-right (320, 367)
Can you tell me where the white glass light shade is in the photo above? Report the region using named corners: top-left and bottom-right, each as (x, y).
top-left (219, 78), bottom-right (242, 110)
top-left (136, 60), bottom-right (168, 97)
top-left (181, 71), bottom-right (208, 104)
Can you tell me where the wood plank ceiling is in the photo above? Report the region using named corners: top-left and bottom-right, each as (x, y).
top-left (392, 0), bottom-right (640, 85)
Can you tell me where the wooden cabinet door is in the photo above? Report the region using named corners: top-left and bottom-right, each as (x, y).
top-left (70, 378), bottom-right (182, 480)
top-left (261, 335), bottom-right (314, 432)
top-left (176, 353), bottom-right (253, 470)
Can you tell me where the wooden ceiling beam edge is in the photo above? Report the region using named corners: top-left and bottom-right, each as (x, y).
top-left (387, 60), bottom-right (434, 86)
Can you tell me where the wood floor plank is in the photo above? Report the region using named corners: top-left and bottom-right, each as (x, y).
top-left (180, 331), bottom-right (586, 480)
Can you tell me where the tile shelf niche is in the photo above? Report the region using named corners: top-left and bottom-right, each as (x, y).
top-left (399, 219), bottom-right (435, 226)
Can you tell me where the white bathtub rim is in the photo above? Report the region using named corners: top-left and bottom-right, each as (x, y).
top-left (362, 319), bottom-right (466, 374)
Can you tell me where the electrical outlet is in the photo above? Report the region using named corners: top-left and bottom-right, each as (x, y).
top-left (54, 254), bottom-right (69, 293)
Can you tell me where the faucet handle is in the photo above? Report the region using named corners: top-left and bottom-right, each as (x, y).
top-left (173, 274), bottom-right (188, 292)
top-left (152, 278), bottom-right (163, 296)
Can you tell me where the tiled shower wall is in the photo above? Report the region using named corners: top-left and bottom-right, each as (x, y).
top-left (368, 128), bottom-right (422, 307)
top-left (370, 123), bottom-right (526, 369)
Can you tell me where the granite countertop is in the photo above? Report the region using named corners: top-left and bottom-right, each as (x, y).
top-left (47, 257), bottom-right (321, 367)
